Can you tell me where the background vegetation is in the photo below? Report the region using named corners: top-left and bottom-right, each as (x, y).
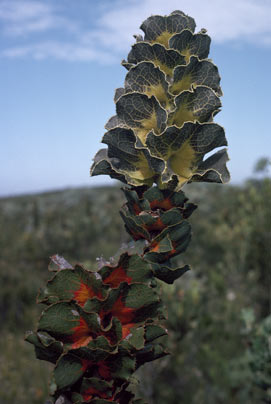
top-left (1, 160), bottom-right (270, 403)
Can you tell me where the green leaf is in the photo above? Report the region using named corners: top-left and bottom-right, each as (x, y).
top-left (90, 149), bottom-right (127, 184)
top-left (99, 253), bottom-right (152, 288)
top-left (170, 56), bottom-right (222, 96)
top-left (126, 326), bottom-right (145, 350)
top-left (146, 122), bottom-right (227, 186)
top-left (125, 42), bottom-right (185, 76)
top-left (38, 265), bottom-right (105, 306)
top-left (69, 345), bottom-right (110, 362)
top-left (105, 93), bottom-right (167, 145)
top-left (54, 353), bottom-right (89, 389)
top-left (145, 221), bottom-right (191, 263)
top-left (120, 212), bottom-right (151, 241)
top-left (169, 29), bottom-right (211, 63)
top-left (144, 324), bottom-right (167, 342)
top-left (124, 62), bottom-right (172, 109)
top-left (168, 86), bottom-right (221, 129)
top-left (135, 343), bottom-right (168, 368)
top-left (143, 186), bottom-right (187, 210)
top-left (102, 128), bottom-right (161, 186)
top-left (114, 87), bottom-right (125, 102)
top-left (79, 377), bottom-right (114, 401)
top-left (120, 206), bottom-right (185, 242)
top-left (151, 262), bottom-right (190, 284)
top-left (25, 331), bottom-right (63, 363)
top-left (140, 11), bottom-right (196, 47)
top-left (73, 335), bottom-right (118, 354)
top-left (191, 148), bottom-right (230, 184)
top-left (125, 283), bottom-right (160, 310)
top-left (38, 302), bottom-right (101, 347)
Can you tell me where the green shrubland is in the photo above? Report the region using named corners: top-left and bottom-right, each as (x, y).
top-left (1, 169), bottom-right (270, 403)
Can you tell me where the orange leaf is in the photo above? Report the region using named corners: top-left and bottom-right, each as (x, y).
top-left (103, 266), bottom-right (132, 288)
top-left (71, 318), bottom-right (93, 349)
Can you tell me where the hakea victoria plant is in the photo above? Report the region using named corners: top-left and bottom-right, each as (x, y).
top-left (26, 10), bottom-right (230, 404)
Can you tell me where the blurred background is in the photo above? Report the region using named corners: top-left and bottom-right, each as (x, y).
top-left (1, 0), bottom-right (271, 403)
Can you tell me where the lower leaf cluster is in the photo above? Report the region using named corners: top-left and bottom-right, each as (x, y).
top-left (26, 251), bottom-right (167, 403)
top-left (26, 186), bottom-right (194, 403)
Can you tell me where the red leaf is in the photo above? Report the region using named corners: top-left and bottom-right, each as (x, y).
top-left (82, 387), bottom-right (110, 401)
top-left (81, 359), bottom-right (112, 380)
top-left (111, 296), bottom-right (134, 324)
top-left (110, 297), bottom-right (136, 339)
top-left (71, 318), bottom-right (93, 349)
top-left (98, 361), bottom-right (112, 380)
top-left (73, 282), bottom-right (101, 307)
top-left (149, 197), bottom-right (173, 211)
top-left (103, 266), bottom-right (132, 288)
top-left (144, 217), bottom-right (165, 232)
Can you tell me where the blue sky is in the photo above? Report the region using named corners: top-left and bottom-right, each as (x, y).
top-left (1, 0), bottom-right (271, 197)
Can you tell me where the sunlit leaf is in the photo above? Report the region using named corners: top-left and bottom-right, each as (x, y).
top-left (170, 56), bottom-right (222, 96)
top-left (146, 122), bottom-right (227, 186)
top-left (168, 86), bottom-right (221, 128)
top-left (169, 29), bottom-right (211, 63)
top-left (125, 42), bottom-right (185, 76)
top-left (140, 11), bottom-right (196, 47)
top-left (106, 93), bottom-right (167, 145)
top-left (124, 62), bottom-right (172, 109)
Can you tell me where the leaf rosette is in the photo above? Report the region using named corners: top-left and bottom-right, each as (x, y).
top-left (91, 10), bottom-right (229, 191)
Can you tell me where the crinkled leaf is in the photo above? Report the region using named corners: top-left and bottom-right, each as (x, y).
top-left (140, 11), bottom-right (196, 47)
top-left (169, 29), bottom-right (211, 63)
top-left (90, 149), bottom-right (127, 184)
top-left (146, 122), bottom-right (227, 186)
top-left (121, 188), bottom-right (151, 214)
top-left (125, 326), bottom-right (145, 350)
top-left (114, 87), bottom-right (125, 102)
top-left (144, 324), bottom-right (167, 343)
top-left (54, 353), bottom-right (90, 389)
top-left (149, 233), bottom-right (173, 254)
top-left (38, 265), bottom-right (105, 306)
top-left (108, 351), bottom-right (136, 380)
top-left (145, 221), bottom-right (191, 263)
top-left (101, 128), bottom-right (159, 186)
top-left (25, 331), bottom-right (63, 363)
top-left (100, 253), bottom-right (152, 288)
top-left (191, 148), bottom-right (230, 184)
top-left (124, 283), bottom-right (160, 310)
top-left (120, 212), bottom-right (151, 241)
top-left (151, 262), bottom-right (190, 284)
top-left (80, 377), bottom-right (114, 402)
top-left (73, 335), bottom-right (118, 355)
top-left (135, 343), bottom-right (168, 368)
top-left (125, 42), bottom-right (185, 76)
top-left (143, 186), bottom-right (187, 210)
top-left (120, 207), bottom-right (185, 242)
top-left (124, 62), bottom-right (172, 109)
top-left (38, 302), bottom-right (101, 349)
top-left (170, 56), bottom-right (222, 96)
top-left (168, 86), bottom-right (221, 128)
top-left (105, 93), bottom-right (167, 145)
top-left (69, 347), bottom-right (110, 364)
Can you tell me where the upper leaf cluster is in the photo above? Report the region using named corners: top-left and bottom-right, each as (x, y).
top-left (91, 10), bottom-right (230, 190)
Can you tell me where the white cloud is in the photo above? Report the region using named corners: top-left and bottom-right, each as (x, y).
top-left (92, 0), bottom-right (271, 49)
top-left (1, 0), bottom-right (271, 62)
top-left (0, 0), bottom-right (76, 36)
top-left (1, 41), bottom-right (117, 63)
